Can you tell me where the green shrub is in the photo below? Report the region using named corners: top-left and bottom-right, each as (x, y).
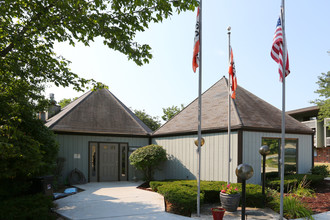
top-left (245, 184), bottom-right (265, 208)
top-left (267, 174), bottom-right (323, 192)
top-left (310, 165), bottom-right (329, 177)
top-left (129, 144), bottom-right (167, 182)
top-left (157, 183), bottom-right (203, 215)
top-left (0, 194), bottom-right (55, 220)
top-left (150, 179), bottom-right (266, 214)
top-left (266, 172), bottom-right (279, 179)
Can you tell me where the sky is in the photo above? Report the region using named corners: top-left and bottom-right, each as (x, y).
top-left (46, 0), bottom-right (330, 123)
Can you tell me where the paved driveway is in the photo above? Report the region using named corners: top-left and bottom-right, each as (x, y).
top-left (55, 182), bottom-right (190, 220)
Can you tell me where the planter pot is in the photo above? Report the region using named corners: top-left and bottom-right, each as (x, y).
top-left (211, 207), bottom-right (225, 220)
top-left (220, 192), bottom-right (240, 212)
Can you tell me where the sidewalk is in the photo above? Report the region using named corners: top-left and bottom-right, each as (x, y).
top-left (54, 181), bottom-right (191, 219)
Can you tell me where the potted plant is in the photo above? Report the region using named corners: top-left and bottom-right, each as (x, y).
top-left (220, 184), bottom-right (240, 212)
top-left (211, 207), bottom-right (225, 220)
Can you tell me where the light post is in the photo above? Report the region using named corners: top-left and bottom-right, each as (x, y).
top-left (259, 145), bottom-right (270, 195)
top-left (236, 164), bottom-right (254, 220)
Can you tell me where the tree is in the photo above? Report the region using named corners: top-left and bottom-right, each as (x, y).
top-left (0, 80), bottom-right (58, 198)
top-left (1, 0), bottom-right (199, 93)
top-left (312, 72), bottom-right (330, 123)
top-left (129, 144), bottom-right (167, 182)
top-left (0, 0), bottom-right (198, 198)
top-left (58, 97), bottom-right (78, 108)
top-left (162, 104), bottom-right (184, 121)
top-left (134, 109), bottom-right (161, 131)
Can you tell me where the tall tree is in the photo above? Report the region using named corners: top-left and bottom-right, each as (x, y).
top-left (312, 71), bottom-right (330, 124)
top-left (1, 0), bottom-right (199, 92)
top-left (0, 0), bottom-right (198, 197)
top-left (134, 109), bottom-right (161, 131)
top-left (162, 104), bottom-right (184, 121)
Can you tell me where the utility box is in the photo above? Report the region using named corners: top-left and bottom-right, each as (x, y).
top-left (31, 175), bottom-right (54, 197)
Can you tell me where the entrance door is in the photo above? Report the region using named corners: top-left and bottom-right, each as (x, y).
top-left (89, 142), bottom-right (123, 182)
top-left (99, 143), bottom-right (119, 181)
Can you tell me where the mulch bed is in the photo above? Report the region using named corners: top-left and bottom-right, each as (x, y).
top-left (300, 179), bottom-right (330, 214)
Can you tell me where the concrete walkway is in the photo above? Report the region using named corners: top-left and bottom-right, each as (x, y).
top-left (54, 182), bottom-right (190, 220)
top-left (55, 181), bottom-right (330, 220)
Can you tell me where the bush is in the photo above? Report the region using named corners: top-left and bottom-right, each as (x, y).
top-left (267, 189), bottom-right (313, 219)
top-left (129, 145), bottom-right (167, 182)
top-left (150, 179), bottom-right (266, 215)
top-left (267, 174), bottom-right (323, 192)
top-left (157, 183), bottom-right (203, 216)
top-left (310, 165), bottom-right (329, 177)
top-left (0, 194), bottom-right (55, 220)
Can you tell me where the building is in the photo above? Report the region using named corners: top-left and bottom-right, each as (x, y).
top-left (152, 77), bottom-right (313, 184)
top-left (47, 77), bottom-right (314, 185)
top-left (288, 106), bottom-right (330, 163)
top-left (45, 89), bottom-right (151, 182)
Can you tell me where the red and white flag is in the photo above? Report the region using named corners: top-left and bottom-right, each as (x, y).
top-left (271, 16), bottom-right (290, 81)
top-left (192, 7), bottom-right (200, 73)
top-left (228, 47), bottom-right (237, 99)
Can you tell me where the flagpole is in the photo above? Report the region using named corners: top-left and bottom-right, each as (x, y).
top-left (197, 0), bottom-right (203, 217)
top-left (280, 0), bottom-right (286, 219)
top-left (227, 26), bottom-right (232, 185)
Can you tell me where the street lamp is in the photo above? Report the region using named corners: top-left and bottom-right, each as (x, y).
top-left (236, 164), bottom-right (254, 220)
top-left (259, 145), bottom-right (270, 195)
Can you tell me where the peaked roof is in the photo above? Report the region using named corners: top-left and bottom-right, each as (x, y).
top-left (153, 77), bottom-right (313, 136)
top-left (46, 89), bottom-right (152, 136)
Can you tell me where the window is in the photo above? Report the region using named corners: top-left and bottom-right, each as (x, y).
top-left (262, 138), bottom-right (298, 174)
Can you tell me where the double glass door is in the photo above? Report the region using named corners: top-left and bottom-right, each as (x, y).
top-left (89, 142), bottom-right (128, 182)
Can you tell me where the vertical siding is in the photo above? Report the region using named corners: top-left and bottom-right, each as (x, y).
top-left (242, 131), bottom-right (312, 185)
top-left (152, 132), bottom-right (238, 182)
top-left (55, 134), bottom-right (149, 183)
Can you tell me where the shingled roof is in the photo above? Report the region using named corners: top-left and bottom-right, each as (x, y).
top-left (46, 89), bottom-right (152, 136)
top-left (153, 77), bottom-right (313, 136)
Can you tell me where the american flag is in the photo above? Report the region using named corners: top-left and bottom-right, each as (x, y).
top-left (192, 7), bottom-right (200, 73)
top-left (271, 17), bottom-right (290, 81)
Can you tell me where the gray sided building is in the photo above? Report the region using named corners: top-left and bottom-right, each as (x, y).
top-left (46, 89), bottom-right (151, 183)
top-left (152, 77), bottom-right (313, 184)
top-left (47, 77), bottom-right (314, 185)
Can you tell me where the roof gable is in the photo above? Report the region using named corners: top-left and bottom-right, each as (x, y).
top-left (46, 89), bottom-right (152, 136)
top-left (153, 77), bottom-right (313, 136)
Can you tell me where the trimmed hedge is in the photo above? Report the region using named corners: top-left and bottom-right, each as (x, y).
top-left (266, 174), bottom-right (324, 192)
top-left (150, 180), bottom-right (265, 215)
top-left (158, 183), bottom-right (203, 215)
top-left (310, 165), bottom-right (329, 177)
top-left (0, 193), bottom-right (55, 220)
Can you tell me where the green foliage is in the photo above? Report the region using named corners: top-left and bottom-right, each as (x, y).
top-left (310, 165), bottom-right (330, 177)
top-left (58, 97), bottom-right (78, 108)
top-left (150, 180), bottom-right (265, 215)
top-left (312, 72), bottom-right (330, 123)
top-left (158, 183), bottom-right (202, 215)
top-left (129, 145), bottom-right (167, 181)
top-left (133, 109), bottom-right (161, 131)
top-left (162, 104), bottom-right (184, 121)
top-left (266, 174), bottom-right (324, 192)
top-left (267, 189), bottom-right (314, 219)
top-left (1, 0), bottom-right (199, 90)
top-left (0, 81), bottom-right (59, 198)
top-left (0, 194), bottom-right (55, 220)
